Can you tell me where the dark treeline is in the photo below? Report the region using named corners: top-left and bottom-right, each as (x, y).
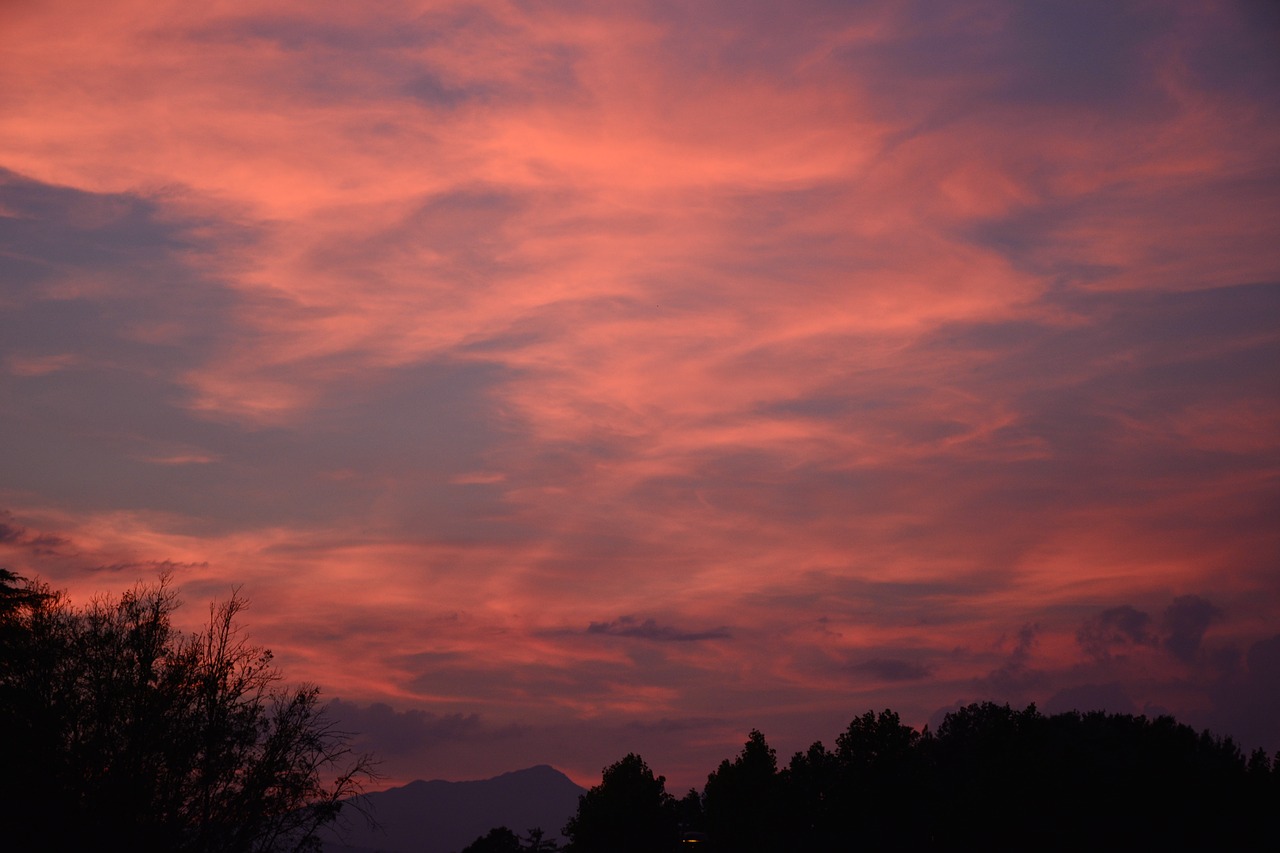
top-left (691, 707), bottom-right (1275, 851)
top-left (470, 706), bottom-right (1277, 853)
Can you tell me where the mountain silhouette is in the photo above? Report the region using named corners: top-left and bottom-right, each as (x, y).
top-left (323, 765), bottom-right (586, 853)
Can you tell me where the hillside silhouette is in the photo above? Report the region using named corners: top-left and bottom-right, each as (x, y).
top-left (323, 766), bottom-right (584, 853)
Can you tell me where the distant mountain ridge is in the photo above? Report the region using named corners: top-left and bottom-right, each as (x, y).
top-left (322, 765), bottom-right (586, 853)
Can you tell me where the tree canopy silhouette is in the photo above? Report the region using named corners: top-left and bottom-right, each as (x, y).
top-left (703, 729), bottom-right (782, 853)
top-left (459, 826), bottom-right (524, 853)
top-left (460, 825), bottom-right (562, 852)
top-left (560, 705), bottom-right (1276, 852)
top-left (0, 570), bottom-right (376, 852)
top-left (562, 753), bottom-right (677, 853)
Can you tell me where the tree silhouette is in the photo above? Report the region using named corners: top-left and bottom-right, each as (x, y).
top-left (787, 709), bottom-right (925, 849)
top-left (0, 567), bottom-right (53, 616)
top-left (460, 825), bottom-right (561, 852)
top-left (674, 787), bottom-right (705, 835)
top-left (0, 571), bottom-right (376, 852)
top-left (704, 730), bottom-right (783, 853)
top-left (581, 703), bottom-right (1277, 852)
top-left (781, 740), bottom-right (837, 849)
top-left (460, 826), bottom-right (524, 853)
top-left (562, 753), bottom-right (677, 853)
top-left (522, 827), bottom-right (562, 851)
top-left (928, 702), bottom-right (1274, 850)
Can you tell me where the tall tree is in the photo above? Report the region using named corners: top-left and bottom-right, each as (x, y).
top-left (830, 709), bottom-right (929, 849)
top-left (562, 753), bottom-right (676, 853)
top-left (704, 729), bottom-right (783, 853)
top-left (0, 571), bottom-right (375, 852)
top-left (781, 740), bottom-right (838, 849)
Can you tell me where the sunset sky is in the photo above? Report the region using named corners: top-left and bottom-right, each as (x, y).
top-left (2, 0), bottom-right (1278, 791)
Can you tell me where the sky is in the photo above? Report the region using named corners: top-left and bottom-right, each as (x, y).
top-left (2, 0), bottom-right (1278, 792)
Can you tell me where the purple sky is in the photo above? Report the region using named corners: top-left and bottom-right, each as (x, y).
top-left (2, 0), bottom-right (1278, 789)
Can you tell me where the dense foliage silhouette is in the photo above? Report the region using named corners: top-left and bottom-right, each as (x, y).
top-left (459, 825), bottom-right (524, 852)
top-left (562, 753), bottom-right (678, 853)
top-left (0, 570), bottom-right (375, 852)
top-left (703, 729), bottom-right (782, 853)
top-left (460, 825), bottom-right (561, 852)
top-left (554, 704), bottom-right (1276, 852)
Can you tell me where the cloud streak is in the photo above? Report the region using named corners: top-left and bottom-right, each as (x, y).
top-left (586, 616), bottom-right (731, 643)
